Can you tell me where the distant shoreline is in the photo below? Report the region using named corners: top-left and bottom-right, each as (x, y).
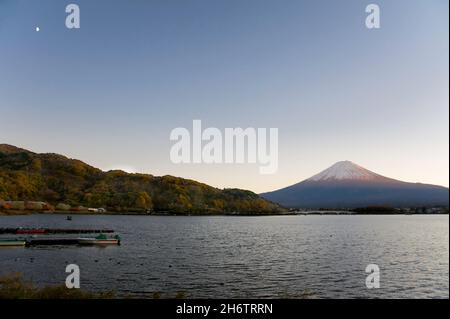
top-left (0, 210), bottom-right (448, 216)
top-left (0, 210), bottom-right (295, 217)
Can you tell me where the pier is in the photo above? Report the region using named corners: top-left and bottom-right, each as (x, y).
top-left (0, 228), bottom-right (115, 235)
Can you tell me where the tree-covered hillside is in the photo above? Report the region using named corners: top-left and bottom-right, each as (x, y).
top-left (0, 144), bottom-right (284, 214)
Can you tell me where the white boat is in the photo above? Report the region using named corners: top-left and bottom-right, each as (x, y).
top-left (77, 234), bottom-right (120, 245)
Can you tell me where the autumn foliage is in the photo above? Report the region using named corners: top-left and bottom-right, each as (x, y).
top-left (0, 144), bottom-right (284, 214)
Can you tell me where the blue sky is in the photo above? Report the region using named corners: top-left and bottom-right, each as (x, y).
top-left (0, 0), bottom-right (448, 192)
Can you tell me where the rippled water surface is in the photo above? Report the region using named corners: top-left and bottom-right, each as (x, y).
top-left (0, 214), bottom-right (448, 298)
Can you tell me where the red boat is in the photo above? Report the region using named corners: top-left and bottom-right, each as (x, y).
top-left (16, 228), bottom-right (47, 235)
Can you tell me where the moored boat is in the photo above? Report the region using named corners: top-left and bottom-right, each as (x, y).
top-left (0, 239), bottom-right (26, 247)
top-left (77, 234), bottom-right (121, 246)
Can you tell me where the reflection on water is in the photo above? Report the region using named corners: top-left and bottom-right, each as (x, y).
top-left (0, 214), bottom-right (448, 298)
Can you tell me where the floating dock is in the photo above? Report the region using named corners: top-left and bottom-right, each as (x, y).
top-left (26, 238), bottom-right (81, 246)
top-left (0, 228), bottom-right (115, 235)
top-left (0, 236), bottom-right (120, 247)
top-left (0, 228), bottom-right (120, 247)
top-left (26, 235), bottom-right (120, 246)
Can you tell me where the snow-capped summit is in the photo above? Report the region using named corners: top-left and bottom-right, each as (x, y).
top-left (260, 161), bottom-right (449, 208)
top-left (307, 161), bottom-right (385, 182)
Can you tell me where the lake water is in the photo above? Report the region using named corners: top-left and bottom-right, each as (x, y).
top-left (0, 214), bottom-right (448, 298)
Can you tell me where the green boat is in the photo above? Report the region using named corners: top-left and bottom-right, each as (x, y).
top-left (0, 239), bottom-right (27, 247)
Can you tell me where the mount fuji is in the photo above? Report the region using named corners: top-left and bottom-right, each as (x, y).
top-left (260, 161), bottom-right (449, 208)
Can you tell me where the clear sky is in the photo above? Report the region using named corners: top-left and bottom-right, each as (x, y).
top-left (0, 0), bottom-right (448, 193)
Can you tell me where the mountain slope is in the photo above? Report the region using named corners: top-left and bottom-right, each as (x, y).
top-left (0, 144), bottom-right (284, 214)
top-left (261, 161), bottom-right (449, 208)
